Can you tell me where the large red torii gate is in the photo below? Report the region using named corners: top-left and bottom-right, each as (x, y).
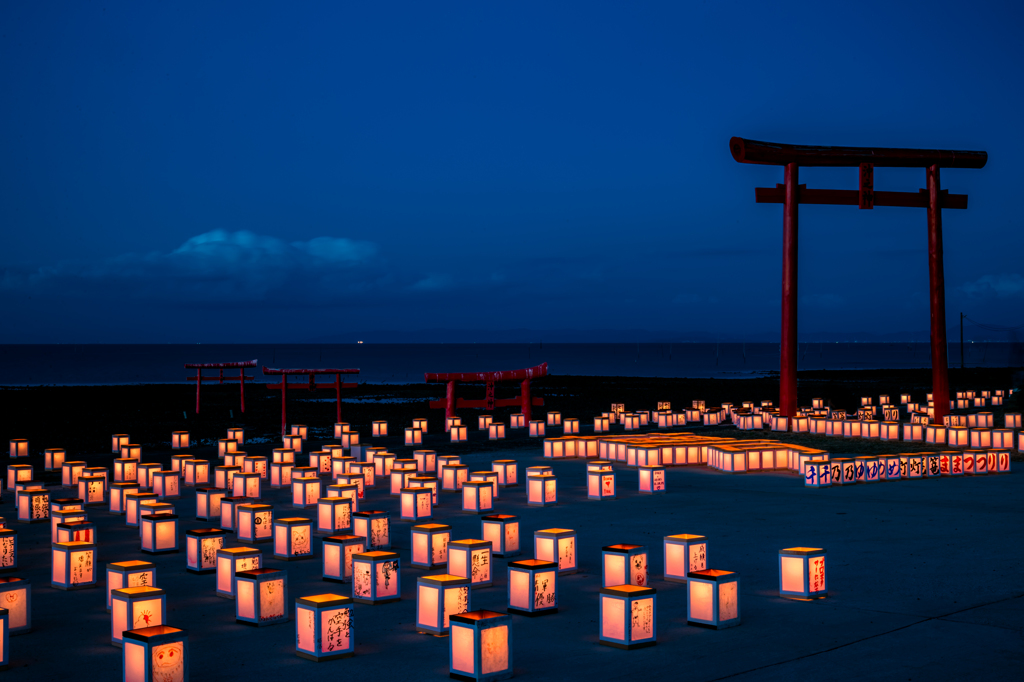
top-left (263, 366), bottom-right (360, 436)
top-left (425, 362), bottom-right (547, 423)
top-left (730, 137), bottom-right (988, 422)
top-left (185, 359), bottom-right (257, 414)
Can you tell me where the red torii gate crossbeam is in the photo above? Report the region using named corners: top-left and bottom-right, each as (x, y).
top-left (263, 367), bottom-right (360, 436)
top-left (730, 137), bottom-right (988, 422)
top-left (425, 363), bottom-right (547, 423)
top-left (185, 359), bottom-right (257, 414)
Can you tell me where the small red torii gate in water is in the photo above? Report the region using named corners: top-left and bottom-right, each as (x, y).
top-left (263, 366), bottom-right (360, 436)
top-left (425, 362), bottom-right (547, 423)
top-left (185, 359), bottom-right (257, 414)
top-left (730, 137), bottom-right (988, 422)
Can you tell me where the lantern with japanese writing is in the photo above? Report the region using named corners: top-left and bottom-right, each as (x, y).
top-left (481, 515), bottom-right (519, 558)
top-left (449, 611), bottom-right (512, 681)
top-left (352, 551), bottom-right (401, 604)
top-left (527, 474), bottom-right (557, 506)
top-left (194, 488), bottom-right (224, 522)
top-left (687, 569), bottom-right (740, 629)
top-left (663, 534), bottom-right (706, 583)
top-left (350, 463), bottom-right (374, 489)
top-left (296, 594), bottom-right (354, 660)
top-left (491, 460), bottom-right (517, 487)
top-left (151, 472), bottom-right (180, 500)
top-left (17, 488), bottom-right (49, 524)
top-left (0, 578), bottom-right (29, 635)
top-left (317, 496), bottom-right (353, 536)
top-left (399, 487), bottom-right (432, 522)
top-left (411, 523), bottom-right (450, 568)
top-left (330, 478), bottom-right (362, 506)
top-left (0, 530), bottom-right (15, 573)
top-left (106, 561), bottom-right (155, 611)
top-left (43, 448), bottom-right (65, 472)
top-left (51, 541), bottom-right (96, 590)
top-left (292, 476), bottom-right (322, 509)
top-left (113, 458), bottom-right (138, 484)
top-left (122, 625), bottom-right (188, 682)
top-left (602, 545), bottom-right (648, 588)
top-left (506, 560), bottom-right (558, 618)
top-left (411, 450), bottom-right (436, 474)
top-left (274, 518), bottom-right (314, 561)
top-left (535, 528), bottom-right (577, 575)
top-left (78, 474), bottom-right (107, 507)
top-left (235, 568), bottom-right (288, 626)
top-left (270, 462), bottom-right (293, 489)
top-left (232, 472), bottom-right (261, 500)
top-left (215, 547), bottom-right (261, 598)
top-left (599, 585), bottom-right (656, 649)
top-left (390, 460), bottom-right (417, 495)
top-left (353, 510), bottom-right (390, 550)
top-left (804, 460), bottom-right (832, 488)
top-left (111, 586), bottom-right (165, 647)
top-left (461, 481), bottom-right (494, 515)
top-left (241, 455), bottom-right (268, 480)
top-left (237, 504), bottom-right (274, 544)
top-left (779, 547), bottom-right (827, 600)
top-left (168, 454), bottom-right (190, 477)
top-left (140, 514), bottom-right (179, 555)
top-left (416, 574), bottom-right (470, 636)
top-left (185, 528), bottom-right (227, 574)
top-left (322, 534), bottom-right (364, 583)
top-left (442, 464), bottom-right (469, 492)
top-left (213, 465), bottom-right (239, 491)
top-left (448, 539), bottom-right (492, 588)
top-left (307, 451), bottom-right (331, 477)
top-left (469, 471), bottom-right (499, 500)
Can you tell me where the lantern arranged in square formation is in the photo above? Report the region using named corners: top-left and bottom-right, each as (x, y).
top-left (527, 474), bottom-right (557, 506)
top-left (215, 547), bottom-right (261, 598)
top-left (114, 458), bottom-right (138, 484)
top-left (213, 465), bottom-right (239, 491)
top-left (112, 434), bottom-right (130, 454)
top-left (7, 465), bottom-right (32, 490)
top-left (106, 560), bottom-right (155, 610)
top-left (235, 568), bottom-right (288, 626)
top-left (481, 515), bottom-right (519, 558)
top-left (296, 593), bottom-right (354, 660)
top-left (405, 427), bottom-right (423, 446)
top-left (111, 586), bottom-right (166, 646)
top-left (413, 449), bottom-right (436, 474)
top-left (461, 481), bottom-right (494, 515)
top-left (442, 464), bottom-right (469, 491)
top-left (352, 551), bottom-right (401, 604)
top-left (779, 547), bottom-right (827, 600)
top-left (323, 534), bottom-right (365, 583)
top-left (417, 574), bottom-right (471, 635)
top-left (687, 569), bottom-right (740, 629)
top-left (140, 514), bottom-right (179, 555)
top-left (292, 476), bottom-right (322, 509)
top-left (599, 585), bottom-right (656, 649)
top-left (535, 528), bottom-right (577, 575)
top-left (469, 471), bottom-right (499, 499)
top-left (411, 523), bottom-right (450, 569)
top-left (602, 545), bottom-right (648, 588)
top-left (185, 529), bottom-right (227, 574)
top-left (448, 539), bottom-right (493, 588)
top-left (491, 460), bottom-right (517, 487)
top-left (588, 468), bottom-right (615, 500)
top-left (122, 625), bottom-right (188, 682)
top-left (8, 439), bottom-right (28, 459)
top-left (274, 518), bottom-right (314, 561)
top-left (52, 541), bottom-right (96, 590)
top-left (270, 462), bottom-right (293, 489)
top-left (507, 560), bottom-right (558, 617)
top-left (125, 493), bottom-right (158, 528)
top-left (237, 504), bottom-right (274, 544)
top-left (0, 578), bottom-right (30, 634)
top-left (449, 611), bottom-right (512, 681)
top-left (218, 496), bottom-right (245, 531)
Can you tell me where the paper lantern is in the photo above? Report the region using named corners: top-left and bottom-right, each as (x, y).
top-left (242, 455), bottom-right (268, 480)
top-left (51, 509), bottom-right (86, 543)
top-left (137, 502), bottom-right (174, 533)
top-left (283, 434), bottom-right (303, 455)
top-left (6, 439), bottom-right (28, 460)
top-left (449, 425), bottom-right (468, 443)
top-left (75, 474), bottom-right (105, 507)
top-left (830, 458), bottom-right (855, 486)
top-left (330, 455), bottom-right (354, 479)
top-left (51, 541), bottom-right (96, 590)
top-left (307, 451), bottom-right (330, 476)
top-left (111, 586), bottom-right (166, 646)
top-left (395, 487), bottom-right (430, 522)
top-left (970, 429), bottom-right (993, 449)
top-left (140, 514), bottom-right (179, 555)
top-left (449, 611), bottom-right (512, 681)
top-left (527, 474), bottom-right (557, 507)
top-left (322, 534), bottom-right (365, 582)
top-left (687, 569), bottom-right (740, 629)
top-left (215, 547), bottom-right (261, 598)
top-left (925, 424), bottom-right (947, 444)
top-left (333, 422), bottom-right (351, 439)
top-left (218, 496), bottom-right (245, 531)
top-left (506, 560), bottom-right (558, 618)
top-left (16, 488), bottom-right (48, 524)
top-left (237, 504), bottom-right (274, 544)
top-left (372, 452), bottom-right (396, 478)
top-left (400, 427), bottom-right (423, 447)
top-left (442, 464), bottom-right (470, 491)
top-left (122, 624), bottom-right (188, 682)
top-left (289, 424), bottom-right (308, 439)
top-left (213, 465), bottom-right (239, 491)
top-left (339, 431), bottom-right (360, 450)
top-left (448, 540), bottom-right (492, 588)
top-left (0, 530), bottom-right (14, 573)
top-left (352, 551), bottom-right (401, 604)
top-left (779, 547), bottom-right (827, 600)
top-left (534, 528), bottom-right (576, 575)
top-left (623, 414), bottom-right (640, 431)
top-left (487, 422), bottom-right (506, 440)
top-left (194, 489), bottom-right (225, 523)
top-left (167, 431), bottom-right (188, 453)
top-left (663, 534), bottom-right (706, 582)
top-left (390, 463), bottom-right (417, 496)
top-left (112, 459), bottom-right (138, 485)
top-left (296, 593), bottom-right (355, 660)
top-left (234, 568), bottom-right (288, 626)
top-left (270, 462), bottom-right (294, 489)
top-left (274, 518), bottom-right (314, 561)
top-left (151, 472), bottom-right (180, 500)
top-left (348, 463), bottom-right (374, 490)
top-left (406, 451), bottom-right (435, 476)
top-left (292, 476), bottom-right (322, 509)
top-left (106, 560), bottom-right (155, 612)
top-left (854, 456), bottom-right (879, 483)
top-left (924, 453), bottom-right (942, 477)
top-left (469, 471), bottom-right (499, 500)
top-left (166, 455), bottom-right (189, 477)
top-left (217, 439), bottom-right (237, 459)
top-left (526, 420), bottom-right (545, 439)
top-left (331, 476), bottom-right (364, 504)
top-left (6, 465), bottom-right (32, 490)
top-left (599, 585), bottom-right (656, 650)
top-left (185, 529), bottom-right (227, 574)
top-left (638, 465), bottom-right (666, 494)
top-left (961, 450), bottom-right (984, 475)
top-left (804, 460), bottom-right (832, 488)
top-left (461, 482), bottom-right (494, 515)
top-left (125, 493), bottom-right (158, 528)
top-left (318, 496), bottom-right (353, 535)
top-left (588, 468), bottom-right (616, 500)
top-left (947, 427), bottom-right (969, 447)
top-left (353, 510), bottom-right (390, 550)
top-left (110, 434), bottom-right (129, 454)
top-left (269, 448), bottom-right (293, 465)
top-left (905, 453), bottom-right (925, 478)
top-left (41, 448), bottom-right (65, 473)
top-left (602, 544), bottom-right (648, 588)
top-left (880, 454), bottom-right (902, 480)
top-left (232, 472), bottom-right (262, 500)
top-left (595, 416), bottom-right (611, 432)
top-left (491, 460), bottom-right (517, 487)
top-left (417, 575), bottom-right (471, 635)
top-left (56, 519), bottom-right (95, 544)
top-left (1005, 413), bottom-right (1022, 429)
top-left (0, 578), bottom-right (28, 637)
top-left (563, 418), bottom-right (580, 435)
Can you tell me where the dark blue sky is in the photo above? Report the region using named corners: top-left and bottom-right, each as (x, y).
top-left (2, 1), bottom-right (1021, 343)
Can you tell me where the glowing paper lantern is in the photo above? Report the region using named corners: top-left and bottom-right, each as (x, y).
top-left (213, 496), bottom-right (241, 531)
top-left (353, 510), bottom-right (390, 550)
top-left (243, 455), bottom-right (269, 480)
top-left (488, 422), bottom-right (506, 440)
top-left (235, 568), bottom-right (288, 626)
top-left (77, 474), bottom-right (106, 507)
top-left (527, 474), bottom-right (557, 506)
top-left (491, 460), bottom-right (518, 487)
top-left (373, 452), bottom-right (397, 478)
top-left (448, 539), bottom-right (493, 588)
top-left (602, 545), bottom-right (648, 588)
top-left (856, 456), bottom-right (880, 483)
top-left (213, 465), bottom-right (239, 491)
top-left (194, 489), bottom-right (224, 523)
top-left (507, 560), bottom-right (558, 617)
top-left (215, 546), bottom-right (261, 598)
top-left (352, 551), bottom-right (401, 604)
top-left (479, 515), bottom-right (518, 559)
top-left (638, 465), bottom-right (666, 494)
top-left (51, 541), bottom-right (96, 590)
top-left (113, 458), bottom-right (138, 484)
top-left (217, 439), bottom-right (237, 459)
top-left (417, 574), bottom-right (471, 635)
top-left (663, 534), bottom-right (706, 582)
top-left (43, 448), bottom-right (65, 472)
top-left (411, 417), bottom-right (428, 433)
top-left (292, 477), bottom-right (322, 509)
top-left (350, 463), bottom-right (374, 489)
top-left (804, 460), bottom-right (832, 488)
top-left (270, 462), bottom-right (294, 489)
top-left (0, 578), bottom-right (29, 636)
top-left (291, 424), bottom-right (308, 439)
top-left (151, 472), bottom-right (180, 500)
top-left (185, 528), bottom-right (227, 574)
top-left (528, 420), bottom-right (545, 438)
top-left (340, 432), bottom-right (360, 449)
top-left (413, 450), bottom-right (436, 474)
top-left (111, 586), bottom-right (165, 647)
top-left (318, 496), bottom-right (353, 535)
top-left (274, 518), bottom-right (314, 561)
top-left (283, 434), bottom-right (303, 454)
top-left (233, 472), bottom-right (262, 500)
top-left (296, 593), bottom-right (354, 660)
top-left (56, 520), bottom-right (95, 543)
top-left (140, 514), bottom-right (179, 555)
top-left (510, 413), bottom-right (526, 429)
top-left (442, 464), bottom-right (470, 491)
top-left (122, 625), bottom-right (188, 682)
top-left (451, 425), bottom-right (469, 442)
top-left (478, 415), bottom-right (493, 431)
top-left (399, 487), bottom-right (432, 522)
top-left (334, 422), bottom-right (351, 438)
top-left (322, 534), bottom-right (364, 583)
top-left (881, 454), bottom-right (902, 480)
top-left (563, 418), bottom-right (580, 434)
top-left (390, 462), bottom-right (417, 496)
top-left (106, 561), bottom-right (155, 611)
top-left (687, 569), bottom-right (740, 629)
top-left (405, 427), bottom-right (423, 447)
top-left (779, 547), bottom-right (827, 600)
top-left (112, 434), bottom-right (130, 454)
top-left (125, 493), bottom-right (158, 528)
top-left (535, 528), bottom-right (577, 575)
top-left (6, 465), bottom-right (32, 490)
top-left (449, 611), bottom-right (512, 680)
top-left (462, 482), bottom-right (493, 515)
top-left (595, 416), bottom-right (611, 432)
top-left (588, 468), bottom-right (616, 500)
top-left (0, 530), bottom-right (15, 573)
top-left (237, 504), bottom-right (274, 544)
top-left (16, 488), bottom-right (49, 524)
top-left (599, 585), bottom-right (656, 649)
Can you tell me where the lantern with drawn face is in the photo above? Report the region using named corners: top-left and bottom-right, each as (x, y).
top-left (122, 625), bottom-right (188, 682)
top-left (602, 545), bottom-right (648, 588)
top-left (274, 518), bottom-right (314, 561)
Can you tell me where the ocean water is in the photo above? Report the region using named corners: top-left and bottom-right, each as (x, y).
top-left (0, 343), bottom-right (1020, 386)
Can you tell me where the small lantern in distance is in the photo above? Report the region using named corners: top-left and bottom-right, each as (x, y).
top-left (488, 422), bottom-right (506, 440)
top-left (599, 585), bottom-right (656, 649)
top-left (296, 593), bottom-right (354, 660)
top-left (687, 569), bottom-right (741, 629)
top-left (112, 434), bottom-right (130, 454)
top-left (449, 610), bottom-right (513, 680)
top-left (44, 448), bottom-right (66, 472)
top-left (235, 568), bottom-right (288, 626)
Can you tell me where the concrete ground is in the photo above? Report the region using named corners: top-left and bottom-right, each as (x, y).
top-left (4, 442), bottom-right (1022, 681)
